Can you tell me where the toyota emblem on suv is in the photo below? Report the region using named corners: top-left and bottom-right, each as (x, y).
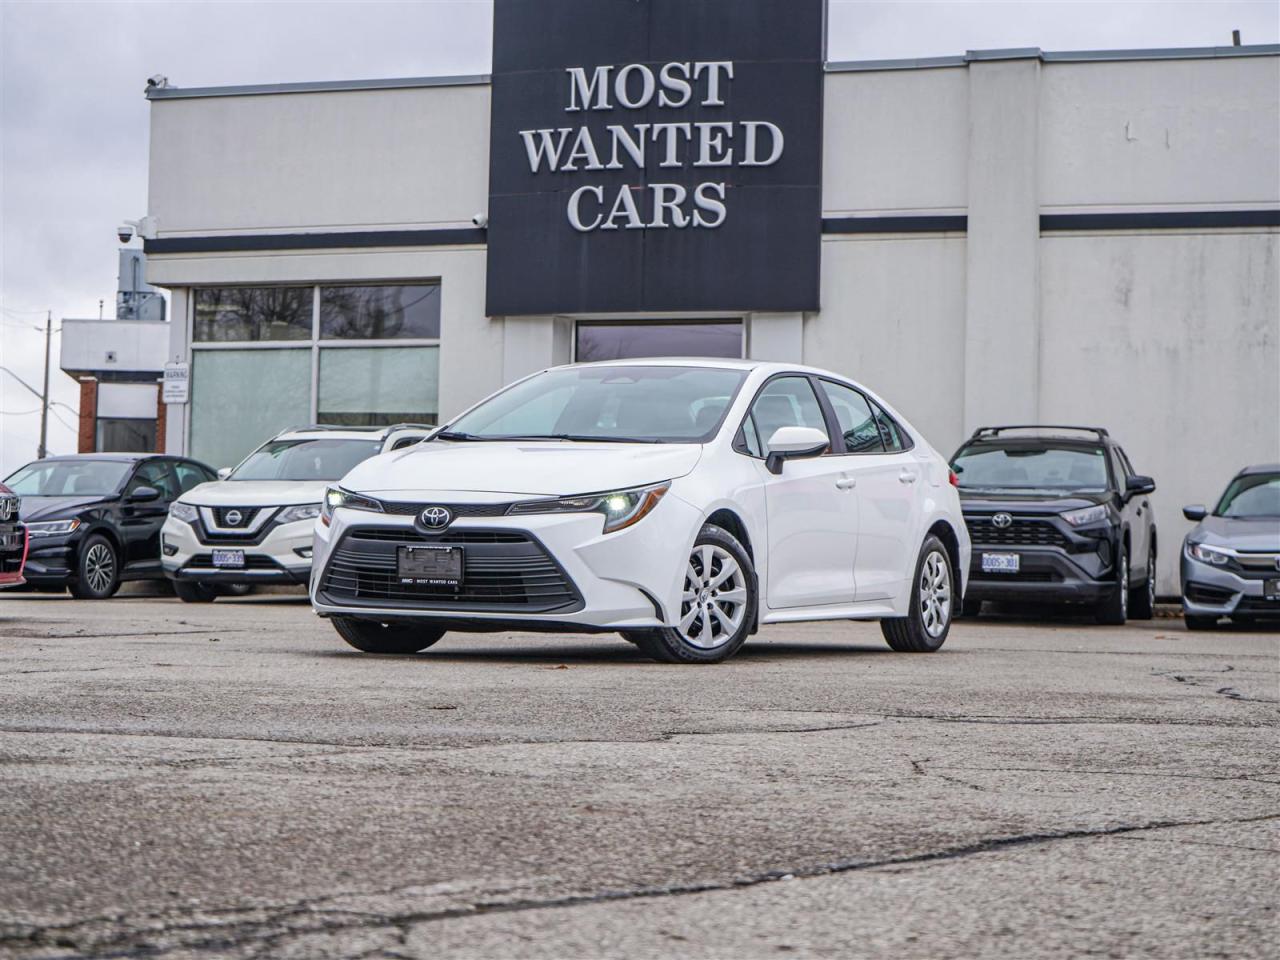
top-left (992, 513), bottom-right (1013, 529)
top-left (420, 506), bottom-right (452, 529)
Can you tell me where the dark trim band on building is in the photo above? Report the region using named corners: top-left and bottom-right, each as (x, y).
top-left (144, 227), bottom-right (488, 255)
top-left (822, 215), bottom-right (968, 234)
top-left (1040, 209), bottom-right (1280, 231)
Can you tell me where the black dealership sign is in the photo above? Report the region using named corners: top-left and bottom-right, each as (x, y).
top-left (485, 0), bottom-right (825, 316)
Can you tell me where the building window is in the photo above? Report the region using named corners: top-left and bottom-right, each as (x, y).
top-left (194, 286), bottom-right (313, 342)
top-left (575, 321), bottom-right (742, 362)
top-left (320, 285), bottom-right (441, 339)
top-left (96, 418), bottom-right (156, 453)
top-left (188, 283), bottom-right (441, 468)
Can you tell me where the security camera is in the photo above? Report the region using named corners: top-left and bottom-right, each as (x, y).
top-left (117, 223), bottom-right (135, 244)
top-left (146, 74), bottom-right (169, 89)
top-left (471, 213), bottom-right (489, 229)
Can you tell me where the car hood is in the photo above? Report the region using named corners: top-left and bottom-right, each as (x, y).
top-left (179, 480), bottom-right (330, 507)
top-left (958, 491), bottom-right (1110, 515)
top-left (19, 495), bottom-right (114, 522)
top-left (342, 441), bottom-right (704, 498)
top-left (1189, 516), bottom-right (1280, 551)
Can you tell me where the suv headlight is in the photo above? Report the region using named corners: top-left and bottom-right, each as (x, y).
top-left (278, 503), bottom-right (322, 524)
top-left (1187, 542), bottom-right (1231, 566)
top-left (26, 519), bottom-right (81, 537)
top-left (169, 501), bottom-right (199, 524)
top-left (1061, 505), bottom-right (1109, 527)
top-left (507, 482), bottom-right (670, 534)
top-left (320, 487), bottom-right (383, 527)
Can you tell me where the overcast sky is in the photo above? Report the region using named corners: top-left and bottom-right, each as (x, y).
top-left (2, 0), bottom-right (1277, 475)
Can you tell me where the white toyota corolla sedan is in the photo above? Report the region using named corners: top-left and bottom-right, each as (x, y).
top-left (311, 360), bottom-right (970, 663)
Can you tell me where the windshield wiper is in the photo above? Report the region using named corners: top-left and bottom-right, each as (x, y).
top-left (496, 434), bottom-right (665, 444)
top-left (434, 431), bottom-right (488, 442)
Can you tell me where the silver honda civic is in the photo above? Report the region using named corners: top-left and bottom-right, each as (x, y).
top-left (1180, 463), bottom-right (1280, 629)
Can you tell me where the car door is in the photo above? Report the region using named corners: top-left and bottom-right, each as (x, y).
top-left (120, 460), bottom-right (178, 568)
top-left (816, 380), bottom-right (921, 602)
top-left (745, 376), bottom-right (859, 609)
top-left (1114, 446), bottom-right (1149, 573)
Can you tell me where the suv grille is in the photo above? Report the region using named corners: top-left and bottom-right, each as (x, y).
top-left (212, 507), bottom-right (260, 528)
top-left (967, 517), bottom-right (1070, 549)
top-left (319, 527), bottom-right (582, 613)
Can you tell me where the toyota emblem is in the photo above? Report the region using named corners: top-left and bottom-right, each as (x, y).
top-left (992, 513), bottom-right (1013, 529)
top-left (420, 506), bottom-right (452, 530)
top-left (225, 509), bottom-right (243, 526)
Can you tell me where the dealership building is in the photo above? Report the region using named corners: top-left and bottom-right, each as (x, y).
top-left (139, 1), bottom-right (1278, 590)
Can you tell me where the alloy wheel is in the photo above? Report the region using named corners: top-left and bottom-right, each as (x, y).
top-left (84, 543), bottom-right (115, 595)
top-left (678, 544), bottom-right (748, 649)
top-left (919, 549), bottom-right (952, 638)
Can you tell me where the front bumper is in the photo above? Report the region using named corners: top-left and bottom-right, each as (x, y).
top-left (161, 515), bottom-right (313, 586)
top-left (963, 516), bottom-right (1120, 604)
top-left (0, 525), bottom-right (27, 588)
top-left (310, 493), bottom-right (703, 631)
top-left (20, 535), bottom-right (76, 585)
top-left (1181, 550), bottom-right (1280, 618)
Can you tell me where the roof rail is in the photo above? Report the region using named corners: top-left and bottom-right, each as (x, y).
top-left (285, 423), bottom-right (382, 433)
top-left (378, 422), bottom-right (437, 438)
top-left (970, 425), bottom-right (1110, 440)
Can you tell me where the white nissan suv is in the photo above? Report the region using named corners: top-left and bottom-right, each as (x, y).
top-left (163, 424), bottom-right (431, 601)
top-left (311, 360), bottom-right (971, 663)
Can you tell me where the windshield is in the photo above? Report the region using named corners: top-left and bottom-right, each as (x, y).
top-left (952, 444), bottom-right (1111, 493)
top-left (444, 365), bottom-right (748, 443)
top-left (4, 460), bottom-right (133, 496)
top-left (1215, 473), bottom-right (1280, 519)
top-left (231, 438), bottom-right (381, 481)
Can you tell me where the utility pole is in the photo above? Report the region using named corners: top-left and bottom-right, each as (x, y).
top-left (38, 310), bottom-right (52, 459)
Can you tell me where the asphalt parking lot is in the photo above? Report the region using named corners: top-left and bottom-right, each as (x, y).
top-left (0, 593), bottom-right (1276, 960)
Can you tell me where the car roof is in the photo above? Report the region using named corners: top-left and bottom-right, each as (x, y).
top-left (38, 453), bottom-right (152, 463)
top-left (1237, 463), bottom-right (1280, 476)
top-left (552, 357), bottom-right (869, 379)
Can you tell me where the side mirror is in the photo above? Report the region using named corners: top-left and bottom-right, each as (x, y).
top-left (216, 468), bottom-right (232, 480)
top-left (1182, 504), bottom-right (1207, 522)
top-left (128, 485), bottom-right (161, 503)
top-left (1126, 475), bottom-right (1156, 497)
top-left (764, 426), bottom-right (829, 475)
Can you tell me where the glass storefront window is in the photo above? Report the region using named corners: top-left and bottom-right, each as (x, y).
top-left (96, 418), bottom-right (156, 453)
top-left (194, 287), bottom-right (313, 342)
top-left (190, 349), bottom-right (311, 468)
top-left (320, 284), bottom-right (441, 340)
top-left (318, 346), bottom-right (439, 426)
top-left (575, 321), bottom-right (742, 361)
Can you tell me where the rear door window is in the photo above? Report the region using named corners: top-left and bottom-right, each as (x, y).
top-left (817, 380), bottom-right (884, 454)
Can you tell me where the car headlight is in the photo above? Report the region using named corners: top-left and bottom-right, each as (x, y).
top-left (507, 482), bottom-right (670, 533)
top-left (1061, 505), bottom-right (1109, 527)
top-left (320, 487), bottom-right (383, 527)
top-left (1187, 541), bottom-right (1231, 566)
top-left (169, 501), bottom-right (199, 524)
top-left (277, 503), bottom-right (322, 524)
top-left (26, 519), bottom-right (81, 537)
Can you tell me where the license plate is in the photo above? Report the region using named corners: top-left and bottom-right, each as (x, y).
top-left (398, 545), bottom-right (463, 587)
top-left (981, 552), bottom-right (1020, 574)
top-left (211, 549), bottom-right (245, 568)
top-left (1265, 579), bottom-right (1280, 600)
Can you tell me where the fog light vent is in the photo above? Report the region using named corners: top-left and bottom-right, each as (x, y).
top-left (294, 546), bottom-right (313, 559)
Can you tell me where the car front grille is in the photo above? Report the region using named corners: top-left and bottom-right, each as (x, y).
top-left (1230, 552), bottom-right (1280, 579)
top-left (319, 526), bottom-right (582, 613)
top-left (966, 517), bottom-right (1071, 549)
top-left (971, 570), bottom-right (1061, 583)
top-left (211, 507), bottom-right (261, 528)
top-left (380, 501), bottom-right (514, 518)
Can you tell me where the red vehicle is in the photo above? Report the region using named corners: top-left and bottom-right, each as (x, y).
top-left (0, 483), bottom-right (28, 588)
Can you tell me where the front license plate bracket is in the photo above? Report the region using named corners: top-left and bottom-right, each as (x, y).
top-left (981, 552), bottom-right (1020, 574)
top-left (398, 545), bottom-right (464, 587)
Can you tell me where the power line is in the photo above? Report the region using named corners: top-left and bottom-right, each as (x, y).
top-left (0, 407), bottom-right (42, 416)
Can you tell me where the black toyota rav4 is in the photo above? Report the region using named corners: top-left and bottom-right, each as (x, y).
top-left (951, 426), bottom-right (1157, 624)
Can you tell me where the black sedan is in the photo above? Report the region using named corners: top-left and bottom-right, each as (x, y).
top-left (3, 454), bottom-right (217, 598)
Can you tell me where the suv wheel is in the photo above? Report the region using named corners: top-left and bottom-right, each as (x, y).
top-left (881, 535), bottom-right (954, 652)
top-left (332, 616), bottom-right (446, 654)
top-left (626, 524), bottom-right (756, 664)
top-left (1129, 546), bottom-right (1156, 620)
top-left (1095, 549), bottom-right (1129, 625)
top-left (68, 535), bottom-right (120, 600)
top-left (174, 580), bottom-right (218, 603)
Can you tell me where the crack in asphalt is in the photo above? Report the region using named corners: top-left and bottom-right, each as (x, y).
top-left (4, 813), bottom-right (1276, 959)
top-left (919, 764), bottom-right (1280, 787)
top-left (1156, 669), bottom-right (1280, 705)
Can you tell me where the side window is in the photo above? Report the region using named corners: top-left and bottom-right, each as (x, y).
top-left (818, 381), bottom-right (884, 454)
top-left (1116, 447), bottom-right (1136, 478)
top-left (129, 461), bottom-right (178, 500)
top-left (173, 461), bottom-right (210, 493)
top-left (870, 401), bottom-right (911, 452)
top-left (736, 413), bottom-right (763, 458)
top-left (1109, 448), bottom-right (1128, 489)
top-left (749, 377), bottom-right (828, 456)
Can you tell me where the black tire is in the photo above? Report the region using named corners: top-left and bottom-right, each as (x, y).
top-left (219, 583), bottom-right (254, 597)
top-left (1129, 544), bottom-right (1156, 621)
top-left (174, 580), bottom-right (218, 603)
top-left (961, 598), bottom-right (983, 618)
top-left (332, 616), bottom-right (446, 654)
top-left (881, 535), bottom-right (955, 653)
top-left (68, 534), bottom-right (121, 600)
top-left (1185, 614), bottom-right (1218, 631)
top-left (1095, 548), bottom-right (1129, 625)
top-left (626, 523), bottom-right (757, 664)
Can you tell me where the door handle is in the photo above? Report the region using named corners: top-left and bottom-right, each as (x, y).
top-left (835, 476), bottom-right (857, 490)
top-left (899, 470), bottom-right (917, 484)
